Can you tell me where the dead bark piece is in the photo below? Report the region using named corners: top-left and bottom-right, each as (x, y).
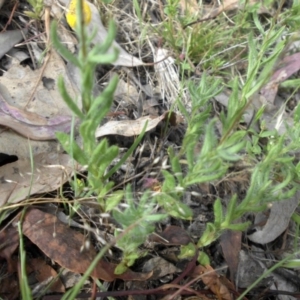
top-left (22, 209), bottom-right (151, 281)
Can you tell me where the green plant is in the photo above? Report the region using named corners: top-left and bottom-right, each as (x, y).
top-left (51, 4), bottom-right (123, 211)
top-left (25, 0), bottom-right (44, 19)
top-left (155, 16), bottom-right (300, 254)
top-left (50, 0), bottom-right (159, 277)
top-left (48, 0), bottom-right (300, 294)
top-left (113, 186), bottom-right (167, 274)
top-left (18, 215), bottom-right (32, 300)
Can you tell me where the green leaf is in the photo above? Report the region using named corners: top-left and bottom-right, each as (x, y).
top-left (199, 119), bottom-right (217, 156)
top-left (282, 259), bottom-right (300, 269)
top-left (143, 214), bottom-right (168, 222)
top-left (224, 222), bottom-right (250, 231)
top-left (224, 194), bottom-right (238, 224)
top-left (178, 243), bottom-right (196, 259)
top-left (158, 194), bottom-right (193, 219)
top-left (105, 191), bottom-right (123, 211)
top-left (162, 170), bottom-right (176, 191)
top-left (198, 223), bottom-right (218, 247)
top-left (87, 75), bottom-right (118, 121)
top-left (57, 77), bottom-right (84, 119)
top-left (292, 212), bottom-right (300, 225)
top-left (170, 156), bottom-right (183, 185)
top-left (80, 120), bottom-right (97, 146)
top-left (104, 120), bottom-right (147, 180)
top-left (50, 21), bottom-right (80, 68)
top-left (89, 141), bottom-right (119, 175)
top-left (114, 262), bottom-right (128, 275)
top-left (91, 20), bottom-right (117, 54)
top-left (213, 198), bottom-right (223, 227)
top-left (88, 49), bottom-right (119, 64)
top-left (197, 251), bottom-right (210, 265)
top-left (56, 132), bottom-right (87, 165)
top-left (246, 32), bottom-right (258, 83)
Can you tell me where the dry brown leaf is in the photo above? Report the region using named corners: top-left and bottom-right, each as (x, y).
top-left (0, 221), bottom-right (20, 273)
top-left (142, 257), bottom-right (179, 279)
top-left (193, 265), bottom-right (232, 300)
top-left (0, 47), bottom-right (79, 163)
top-left (0, 48), bottom-right (81, 209)
top-left (247, 190), bottom-right (300, 244)
top-left (96, 111), bottom-right (178, 138)
top-left (0, 273), bottom-right (19, 300)
top-left (0, 92), bottom-right (74, 140)
top-left (28, 258), bottom-right (65, 293)
top-left (0, 152), bottom-right (80, 207)
top-left (149, 225), bottom-right (192, 245)
top-left (0, 50), bottom-right (78, 118)
top-left (22, 209), bottom-right (152, 281)
top-left (220, 230), bottom-right (241, 284)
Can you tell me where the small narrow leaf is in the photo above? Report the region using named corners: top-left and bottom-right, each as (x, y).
top-left (57, 77), bottom-right (84, 119)
top-left (56, 132), bottom-right (87, 165)
top-left (213, 198), bottom-right (223, 227)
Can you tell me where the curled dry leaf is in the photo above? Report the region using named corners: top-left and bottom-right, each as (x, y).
top-left (22, 209), bottom-right (152, 281)
top-left (96, 111), bottom-right (178, 138)
top-left (247, 190), bottom-right (300, 244)
top-left (0, 29), bottom-right (27, 59)
top-left (192, 265), bottom-right (232, 300)
top-left (0, 51), bottom-right (76, 141)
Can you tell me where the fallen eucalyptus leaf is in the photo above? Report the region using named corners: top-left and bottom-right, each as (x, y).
top-left (247, 191), bottom-right (300, 244)
top-left (0, 29), bottom-right (27, 59)
top-left (0, 86), bottom-right (74, 140)
top-left (0, 152), bottom-right (80, 207)
top-left (22, 209), bottom-right (152, 281)
top-left (96, 111), bottom-right (177, 138)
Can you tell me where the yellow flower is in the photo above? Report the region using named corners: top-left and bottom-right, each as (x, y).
top-left (65, 0), bottom-right (92, 29)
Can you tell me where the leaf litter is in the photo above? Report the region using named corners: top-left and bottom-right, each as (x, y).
top-left (1, 0), bottom-right (300, 299)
